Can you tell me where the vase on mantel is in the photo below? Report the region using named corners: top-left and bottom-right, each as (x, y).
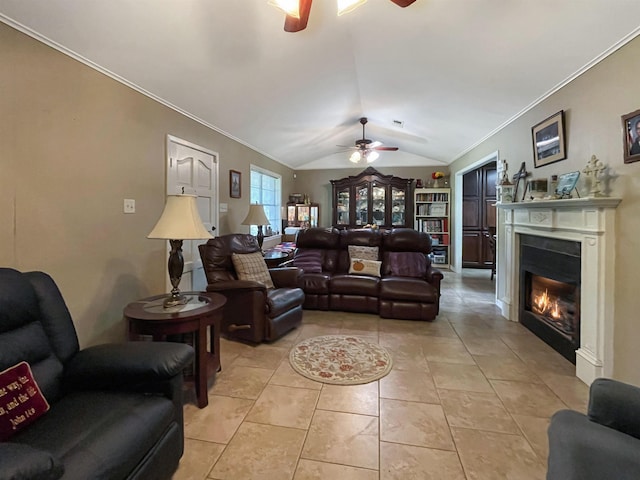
top-left (433, 179), bottom-right (441, 188)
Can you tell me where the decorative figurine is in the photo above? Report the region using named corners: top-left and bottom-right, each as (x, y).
top-left (582, 155), bottom-right (606, 197)
top-left (498, 159), bottom-right (510, 185)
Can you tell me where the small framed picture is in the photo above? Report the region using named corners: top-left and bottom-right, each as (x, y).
top-left (532, 110), bottom-right (567, 168)
top-left (229, 170), bottom-right (241, 198)
top-left (622, 108), bottom-right (640, 164)
top-left (555, 171), bottom-right (580, 198)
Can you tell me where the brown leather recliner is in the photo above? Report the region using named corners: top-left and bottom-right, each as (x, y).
top-left (198, 234), bottom-right (304, 343)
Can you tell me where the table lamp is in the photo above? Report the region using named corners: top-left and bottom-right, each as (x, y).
top-left (241, 203), bottom-right (270, 249)
top-left (148, 194), bottom-right (213, 307)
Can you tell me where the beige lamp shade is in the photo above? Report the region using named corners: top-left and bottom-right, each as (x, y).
top-left (241, 204), bottom-right (270, 226)
top-left (148, 195), bottom-right (213, 240)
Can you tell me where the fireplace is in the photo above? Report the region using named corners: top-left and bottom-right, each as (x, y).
top-left (519, 234), bottom-right (580, 363)
top-left (496, 197), bottom-right (620, 385)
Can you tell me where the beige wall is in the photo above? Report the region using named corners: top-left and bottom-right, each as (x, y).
top-left (449, 36), bottom-right (640, 384)
top-left (1, 23), bottom-right (294, 347)
top-left (294, 167), bottom-right (450, 227)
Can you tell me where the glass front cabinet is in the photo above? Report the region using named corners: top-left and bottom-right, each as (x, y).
top-left (287, 203), bottom-right (319, 228)
top-left (330, 167), bottom-right (413, 229)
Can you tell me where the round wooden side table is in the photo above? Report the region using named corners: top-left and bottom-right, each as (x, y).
top-left (263, 250), bottom-right (290, 268)
top-left (124, 292), bottom-right (226, 408)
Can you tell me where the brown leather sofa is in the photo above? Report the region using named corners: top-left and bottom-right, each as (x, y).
top-left (199, 234), bottom-right (305, 343)
top-left (293, 227), bottom-right (443, 320)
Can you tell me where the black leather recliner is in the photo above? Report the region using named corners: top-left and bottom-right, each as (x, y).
top-left (547, 378), bottom-right (640, 479)
top-left (0, 268), bottom-right (195, 480)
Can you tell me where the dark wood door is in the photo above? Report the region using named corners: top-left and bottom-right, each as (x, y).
top-left (462, 163), bottom-right (497, 268)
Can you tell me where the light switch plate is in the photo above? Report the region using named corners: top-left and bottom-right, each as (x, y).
top-left (124, 199), bottom-right (135, 213)
top-left (220, 203), bottom-right (228, 212)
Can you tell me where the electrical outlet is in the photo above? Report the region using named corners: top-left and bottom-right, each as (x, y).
top-left (124, 199), bottom-right (135, 214)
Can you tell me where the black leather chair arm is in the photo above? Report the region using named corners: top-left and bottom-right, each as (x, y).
top-left (588, 378), bottom-right (640, 440)
top-left (0, 443), bottom-right (64, 480)
top-left (63, 342), bottom-right (194, 391)
top-left (269, 267), bottom-right (301, 288)
top-left (547, 409), bottom-right (640, 480)
top-left (205, 280), bottom-right (265, 293)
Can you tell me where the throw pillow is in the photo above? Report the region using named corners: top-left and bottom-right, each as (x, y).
top-left (348, 245), bottom-right (379, 261)
top-left (0, 362), bottom-right (50, 442)
top-left (232, 252), bottom-right (275, 289)
top-left (294, 249), bottom-right (323, 273)
top-left (349, 258), bottom-right (382, 277)
top-left (388, 252), bottom-right (427, 278)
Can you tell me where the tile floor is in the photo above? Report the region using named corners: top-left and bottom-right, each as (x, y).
top-left (174, 269), bottom-right (588, 480)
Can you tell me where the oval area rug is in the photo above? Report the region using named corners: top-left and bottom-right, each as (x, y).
top-left (289, 335), bottom-right (393, 385)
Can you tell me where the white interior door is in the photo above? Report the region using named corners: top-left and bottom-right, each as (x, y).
top-left (166, 135), bottom-right (219, 292)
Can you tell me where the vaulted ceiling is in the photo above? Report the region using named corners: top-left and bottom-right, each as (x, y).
top-left (2, 0), bottom-right (640, 170)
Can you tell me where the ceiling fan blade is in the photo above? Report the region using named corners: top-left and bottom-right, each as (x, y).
top-left (373, 146), bottom-right (399, 151)
top-left (390, 0), bottom-right (416, 7)
top-left (284, 0), bottom-right (312, 32)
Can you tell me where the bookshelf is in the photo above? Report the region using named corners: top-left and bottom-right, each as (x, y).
top-left (415, 188), bottom-right (450, 268)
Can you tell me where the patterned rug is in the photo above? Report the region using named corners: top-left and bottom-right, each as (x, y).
top-left (289, 335), bottom-right (393, 385)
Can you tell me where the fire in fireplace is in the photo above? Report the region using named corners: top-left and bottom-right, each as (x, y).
top-left (519, 235), bottom-right (581, 363)
top-left (530, 275), bottom-right (578, 337)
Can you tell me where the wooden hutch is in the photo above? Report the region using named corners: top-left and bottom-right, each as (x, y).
top-left (330, 167), bottom-right (413, 229)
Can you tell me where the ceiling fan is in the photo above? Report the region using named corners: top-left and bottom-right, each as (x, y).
top-left (270, 0), bottom-right (417, 33)
top-left (341, 117), bottom-right (399, 164)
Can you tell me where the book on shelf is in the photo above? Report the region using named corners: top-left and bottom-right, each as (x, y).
top-left (416, 192), bottom-right (449, 202)
top-left (430, 234), bottom-right (450, 246)
top-left (429, 203), bottom-right (447, 216)
top-left (416, 202), bottom-right (448, 216)
top-left (417, 218), bottom-right (449, 234)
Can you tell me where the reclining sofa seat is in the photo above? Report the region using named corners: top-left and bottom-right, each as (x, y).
top-left (0, 268), bottom-right (194, 480)
top-left (379, 227), bottom-right (442, 319)
top-left (330, 228), bottom-right (384, 314)
top-left (198, 234), bottom-right (304, 343)
top-left (294, 227), bottom-right (443, 320)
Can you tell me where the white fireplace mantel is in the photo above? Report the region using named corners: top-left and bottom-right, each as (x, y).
top-left (497, 197), bottom-right (621, 385)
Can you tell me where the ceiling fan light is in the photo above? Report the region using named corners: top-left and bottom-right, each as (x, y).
top-left (349, 151), bottom-right (362, 163)
top-left (337, 0), bottom-right (367, 16)
top-left (366, 151), bottom-right (379, 163)
top-left (269, 0), bottom-right (300, 19)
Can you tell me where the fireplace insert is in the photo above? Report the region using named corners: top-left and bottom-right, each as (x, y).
top-left (519, 234), bottom-right (580, 363)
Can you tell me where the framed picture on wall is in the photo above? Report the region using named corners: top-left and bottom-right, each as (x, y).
top-left (230, 170), bottom-right (241, 198)
top-left (532, 110), bottom-right (567, 168)
top-left (622, 108), bottom-right (640, 164)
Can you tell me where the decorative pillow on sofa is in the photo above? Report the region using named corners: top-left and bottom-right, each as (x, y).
top-left (348, 245), bottom-right (379, 261)
top-left (232, 252), bottom-right (275, 289)
top-left (0, 361), bottom-right (50, 442)
top-left (349, 258), bottom-right (382, 277)
top-left (294, 249), bottom-right (323, 273)
top-left (388, 252), bottom-right (427, 278)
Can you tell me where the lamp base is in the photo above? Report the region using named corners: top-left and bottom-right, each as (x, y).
top-left (164, 239), bottom-right (187, 308)
top-left (163, 292), bottom-right (190, 308)
top-left (257, 225), bottom-right (264, 250)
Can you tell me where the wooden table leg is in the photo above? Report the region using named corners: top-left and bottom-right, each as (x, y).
top-left (209, 313), bottom-right (221, 373)
top-left (195, 323), bottom-right (209, 408)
